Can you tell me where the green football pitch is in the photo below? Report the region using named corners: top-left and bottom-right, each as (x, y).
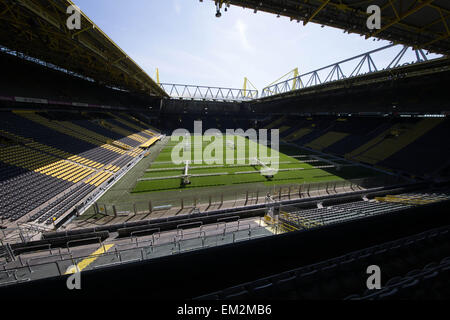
top-left (132, 135), bottom-right (380, 194)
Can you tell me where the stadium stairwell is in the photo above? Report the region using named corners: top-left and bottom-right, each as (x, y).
top-left (37, 160), bottom-right (95, 183)
top-left (278, 126), bottom-right (291, 135)
top-left (0, 129), bottom-right (33, 145)
top-left (348, 119), bottom-right (444, 164)
top-left (0, 129), bottom-right (104, 170)
top-left (27, 141), bottom-right (104, 169)
top-left (14, 111), bottom-right (129, 154)
top-left (98, 120), bottom-right (147, 144)
top-left (126, 113), bottom-right (160, 134)
top-left (0, 144), bottom-right (95, 183)
top-left (305, 131), bottom-right (349, 151)
top-left (0, 111), bottom-right (161, 226)
top-left (109, 113), bottom-right (156, 137)
top-left (264, 116), bottom-right (286, 129)
top-left (108, 114), bottom-right (162, 149)
top-left (84, 170), bottom-right (114, 187)
top-left (60, 120), bottom-right (132, 151)
top-left (139, 136), bottom-right (161, 149)
top-left (284, 128), bottom-right (313, 142)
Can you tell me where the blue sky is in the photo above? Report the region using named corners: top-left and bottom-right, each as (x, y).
top-left (73, 0), bottom-right (440, 91)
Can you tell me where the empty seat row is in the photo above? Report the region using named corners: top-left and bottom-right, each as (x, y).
top-left (195, 225), bottom-right (450, 300)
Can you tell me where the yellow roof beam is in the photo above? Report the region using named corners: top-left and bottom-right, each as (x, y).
top-left (368, 0), bottom-right (435, 39)
top-left (66, 0), bottom-right (164, 95)
top-left (112, 55), bottom-right (129, 65)
top-left (265, 68), bottom-right (299, 88)
top-left (304, 0), bottom-right (331, 26)
top-left (438, 8), bottom-right (450, 36)
top-left (388, 0), bottom-right (400, 19)
top-left (17, 0), bottom-right (60, 29)
top-left (421, 7), bottom-right (450, 46)
top-left (420, 11), bottom-right (450, 32)
top-left (12, 0), bottom-right (166, 96)
top-left (71, 25), bottom-right (94, 38)
top-left (243, 77), bottom-right (257, 97)
top-left (423, 33), bottom-right (450, 47)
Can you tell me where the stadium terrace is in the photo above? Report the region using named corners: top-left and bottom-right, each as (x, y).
top-left (0, 0), bottom-right (449, 305)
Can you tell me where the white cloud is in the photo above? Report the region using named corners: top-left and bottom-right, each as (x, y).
top-left (174, 0), bottom-right (181, 15)
top-left (236, 20), bottom-right (252, 52)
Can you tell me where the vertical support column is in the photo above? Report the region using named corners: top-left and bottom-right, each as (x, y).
top-left (6, 243), bottom-right (16, 262)
top-left (256, 190), bottom-right (259, 204)
top-left (245, 191), bottom-right (249, 205)
top-left (220, 193), bottom-right (224, 206)
top-left (288, 186), bottom-right (291, 200)
top-left (133, 203), bottom-right (137, 216)
top-left (112, 205), bottom-right (117, 217)
top-left (19, 231), bottom-right (25, 244)
top-left (209, 195), bottom-right (212, 207)
top-left (149, 200), bottom-right (153, 213)
top-left (278, 187), bottom-right (282, 201)
top-left (181, 198), bottom-right (184, 210)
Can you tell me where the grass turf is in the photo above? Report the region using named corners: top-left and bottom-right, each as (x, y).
top-left (131, 135), bottom-right (378, 194)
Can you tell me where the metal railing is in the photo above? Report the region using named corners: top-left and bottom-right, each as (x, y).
top-left (159, 83), bottom-right (258, 102)
top-left (89, 175), bottom-right (398, 221)
top-left (0, 175), bottom-right (411, 287)
top-left (261, 44), bottom-right (435, 98)
top-left (279, 199), bottom-right (413, 231)
top-left (0, 218), bottom-right (273, 286)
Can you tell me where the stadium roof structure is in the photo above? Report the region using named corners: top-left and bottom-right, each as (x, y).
top-left (0, 0), bottom-right (167, 97)
top-left (214, 0), bottom-right (450, 55)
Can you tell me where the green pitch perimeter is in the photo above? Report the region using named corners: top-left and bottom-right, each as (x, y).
top-left (132, 135), bottom-right (378, 194)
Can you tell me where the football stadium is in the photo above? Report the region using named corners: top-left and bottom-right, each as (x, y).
top-left (0, 0), bottom-right (450, 305)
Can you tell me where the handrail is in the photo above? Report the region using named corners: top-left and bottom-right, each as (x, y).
top-left (0, 222), bottom-right (275, 286)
